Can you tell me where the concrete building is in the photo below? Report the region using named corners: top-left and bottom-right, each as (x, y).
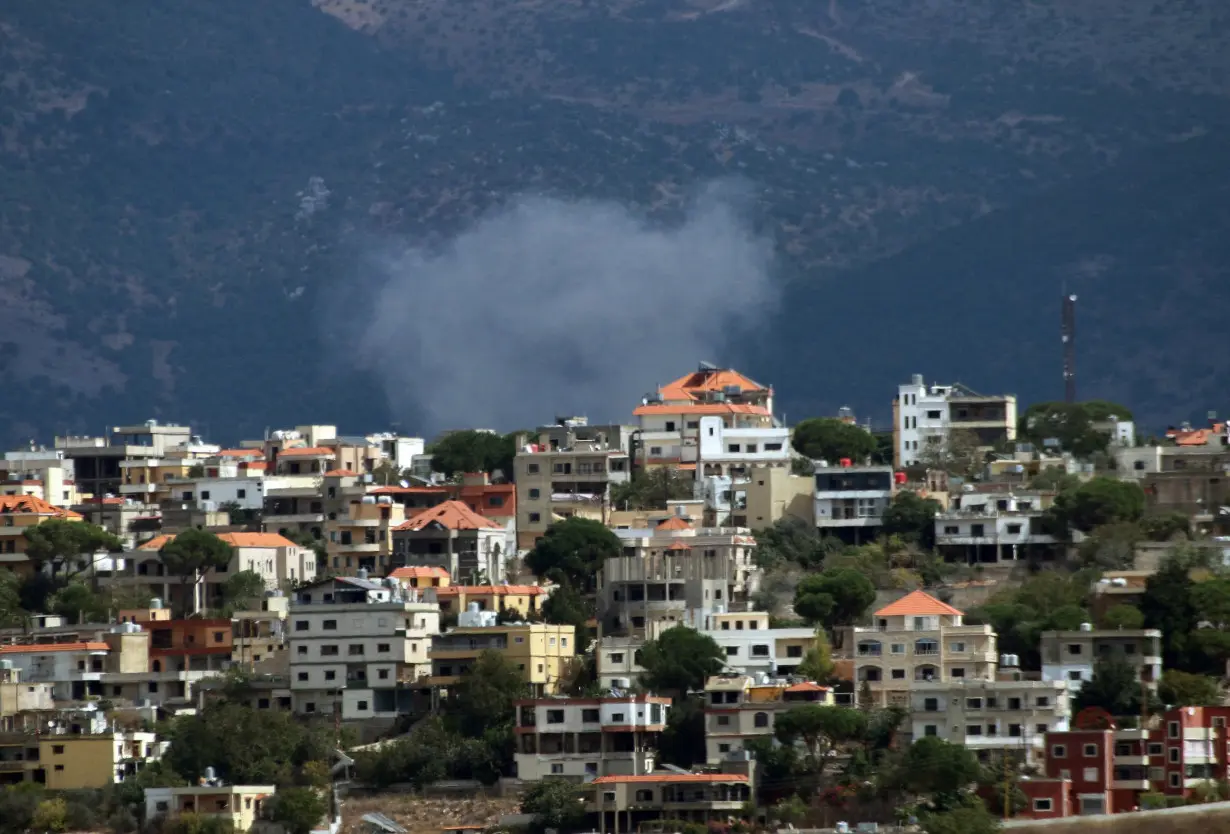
top-left (0, 494), bottom-right (84, 574)
top-left (513, 427), bottom-right (631, 550)
top-left (598, 514), bottom-right (758, 640)
top-left (429, 608), bottom-right (573, 695)
top-left (813, 462), bottom-right (896, 544)
top-left (326, 492), bottom-right (406, 576)
top-left (145, 784), bottom-right (277, 832)
top-left (387, 566), bottom-right (451, 591)
top-left (703, 673), bottom-right (833, 764)
top-left (935, 487), bottom-right (1060, 563)
top-left (894, 376), bottom-right (1017, 469)
top-left (513, 695), bottom-right (670, 782)
top-left (585, 771), bottom-right (752, 831)
top-left (852, 591), bottom-right (997, 708)
top-left (289, 574), bottom-right (441, 720)
top-left (742, 465), bottom-right (814, 530)
top-left (391, 501), bottom-right (507, 583)
top-left (909, 677), bottom-right (1071, 765)
top-left (430, 585), bottom-right (548, 619)
top-left (1039, 626), bottom-right (1162, 694)
top-left (55, 420), bottom-right (194, 497)
top-left (0, 449), bottom-right (78, 506)
top-left (0, 729), bottom-right (163, 789)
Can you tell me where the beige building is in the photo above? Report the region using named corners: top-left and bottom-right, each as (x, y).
top-left (703, 673), bottom-right (833, 764)
top-left (1040, 626), bottom-right (1163, 694)
top-left (586, 771), bottom-right (752, 831)
top-left (852, 591), bottom-right (997, 708)
top-left (513, 430), bottom-right (631, 550)
top-left (145, 784), bottom-right (276, 833)
top-left (392, 501), bottom-right (507, 583)
top-left (326, 493), bottom-right (406, 575)
top-left (743, 465), bottom-right (814, 529)
top-left (0, 665), bottom-right (55, 726)
top-left (514, 695), bottom-right (670, 782)
top-left (232, 594), bottom-right (289, 675)
top-left (430, 613), bottom-right (574, 695)
top-left (56, 421), bottom-right (194, 497)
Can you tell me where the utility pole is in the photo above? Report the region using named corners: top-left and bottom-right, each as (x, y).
top-left (1062, 292), bottom-right (1077, 404)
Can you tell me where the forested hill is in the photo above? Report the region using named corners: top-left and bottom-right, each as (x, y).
top-left (1, 0), bottom-right (1229, 442)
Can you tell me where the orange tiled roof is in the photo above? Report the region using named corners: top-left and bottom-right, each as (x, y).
top-left (0, 642), bottom-right (109, 655)
top-left (388, 566), bottom-right (451, 580)
top-left (396, 500), bottom-right (503, 532)
top-left (875, 590), bottom-right (963, 618)
top-left (591, 773), bottom-right (749, 784)
top-left (1168, 423), bottom-right (1225, 446)
top-left (0, 494), bottom-right (82, 519)
top-left (276, 446), bottom-right (335, 457)
top-left (437, 585), bottom-right (546, 596)
top-left (139, 532), bottom-right (298, 551)
top-left (784, 682), bottom-right (831, 693)
top-left (666, 541), bottom-right (691, 551)
top-left (632, 403), bottom-right (771, 417)
top-left (655, 516), bottom-right (693, 531)
top-left (658, 369), bottom-right (767, 401)
top-left (323, 469), bottom-right (359, 477)
top-left (370, 485), bottom-right (448, 495)
top-left (215, 449), bottom-right (264, 458)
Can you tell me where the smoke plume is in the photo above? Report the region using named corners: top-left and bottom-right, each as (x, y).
top-left (354, 180), bottom-right (778, 433)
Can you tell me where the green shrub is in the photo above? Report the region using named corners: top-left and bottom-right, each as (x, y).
top-left (1164, 795), bottom-right (1187, 808)
top-left (1139, 792), bottom-right (1166, 810)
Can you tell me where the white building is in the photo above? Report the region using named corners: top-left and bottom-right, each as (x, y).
top-left (813, 462), bottom-right (895, 544)
top-left (288, 574), bottom-right (440, 720)
top-left (934, 488), bottom-right (1060, 563)
top-left (366, 433), bottom-right (426, 472)
top-left (1039, 626), bottom-right (1162, 694)
top-left (909, 675), bottom-right (1071, 765)
top-left (513, 695), bottom-right (670, 782)
top-left (894, 375), bottom-right (1017, 469)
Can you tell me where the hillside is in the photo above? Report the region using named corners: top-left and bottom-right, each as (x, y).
top-left (1, 1), bottom-right (1229, 442)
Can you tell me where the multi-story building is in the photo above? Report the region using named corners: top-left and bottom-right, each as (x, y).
top-left (513, 695), bottom-right (670, 781)
top-left (894, 375), bottom-right (1017, 469)
top-left (326, 493), bottom-right (406, 575)
top-left (935, 487), bottom-right (1060, 563)
top-left (55, 421), bottom-right (194, 498)
top-left (0, 666), bottom-right (55, 725)
top-left (429, 607), bottom-right (573, 695)
top-left (513, 430), bottom-right (631, 550)
top-left (742, 465), bottom-right (814, 530)
top-left (813, 462), bottom-right (896, 544)
top-left (0, 727), bottom-right (163, 790)
top-left (0, 494), bottom-right (84, 574)
top-left (1, 448), bottom-right (78, 506)
top-left (1028, 706), bottom-right (1230, 818)
top-left (431, 584), bottom-right (548, 619)
top-left (585, 770), bottom-right (752, 831)
top-left (391, 501), bottom-right (507, 583)
top-left (908, 677), bottom-right (1071, 765)
top-left (851, 591), bottom-right (997, 708)
top-left (598, 514), bottom-right (758, 639)
top-left (387, 566), bottom-right (451, 591)
top-left (371, 472), bottom-right (517, 530)
top-left (1039, 626), bottom-right (1162, 694)
top-left (289, 574), bottom-right (440, 720)
top-left (232, 594), bottom-right (289, 675)
top-left (145, 783), bottom-right (278, 832)
top-left (702, 673), bottom-right (833, 764)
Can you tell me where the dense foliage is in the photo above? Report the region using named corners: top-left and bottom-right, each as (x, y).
top-left (525, 517), bottom-right (622, 592)
top-left (791, 418), bottom-right (877, 464)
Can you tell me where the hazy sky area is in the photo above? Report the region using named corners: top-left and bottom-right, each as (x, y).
top-left (354, 180), bottom-right (778, 434)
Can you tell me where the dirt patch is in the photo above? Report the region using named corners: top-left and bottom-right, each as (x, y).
top-left (341, 794), bottom-right (522, 834)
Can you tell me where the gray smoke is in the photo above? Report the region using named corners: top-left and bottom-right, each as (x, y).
top-left (355, 180), bottom-right (778, 433)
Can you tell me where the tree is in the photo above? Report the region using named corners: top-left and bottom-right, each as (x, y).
top-left (795, 630), bottom-right (835, 682)
top-left (219, 570), bottom-right (267, 614)
top-left (752, 517), bottom-right (835, 570)
top-left (520, 780), bottom-right (585, 834)
top-left (920, 799), bottom-right (1000, 834)
top-left (638, 627), bottom-right (725, 696)
top-left (1141, 551), bottom-right (1199, 670)
top-left (1046, 477), bottom-right (1145, 534)
top-left (46, 582), bottom-right (108, 624)
top-left (1159, 670), bottom-right (1222, 707)
top-left (1077, 521), bottom-right (1143, 570)
top-left (429, 430), bottom-right (517, 480)
top-left (791, 418), bottom-right (876, 464)
top-left (1141, 512), bottom-right (1190, 542)
top-left (971, 569), bottom-right (1093, 668)
top-left (1019, 401), bottom-right (1131, 458)
top-left (525, 517), bottom-right (620, 592)
top-left (881, 491), bottom-right (942, 549)
top-left (540, 582), bottom-right (593, 653)
top-left (793, 569), bottom-right (876, 629)
top-left (894, 737), bottom-right (981, 811)
top-left (23, 519), bottom-right (122, 579)
top-left (774, 704), bottom-right (867, 775)
top-left (31, 797), bottom-right (68, 833)
top-left (267, 787), bottom-right (328, 834)
top-left (610, 468), bottom-right (695, 510)
top-left (918, 429), bottom-right (984, 478)
top-left (0, 571), bottom-right (27, 629)
top-left (158, 530), bottom-right (234, 617)
top-left (1074, 658), bottom-right (1160, 717)
top-left (1099, 604), bottom-right (1145, 630)
top-left (1029, 468), bottom-right (1082, 492)
top-left (657, 696), bottom-right (707, 768)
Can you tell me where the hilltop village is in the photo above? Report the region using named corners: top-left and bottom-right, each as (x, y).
top-left (0, 365), bottom-right (1227, 834)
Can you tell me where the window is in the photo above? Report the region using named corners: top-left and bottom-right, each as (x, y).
top-left (54, 765), bottom-right (64, 772)
top-left (890, 643), bottom-right (905, 655)
top-left (754, 712), bottom-right (770, 728)
top-left (1007, 697), bottom-right (1022, 710)
top-left (52, 744), bottom-right (65, 755)
top-left (635, 789), bottom-right (654, 802)
top-left (1036, 724), bottom-right (1048, 735)
top-left (725, 646), bottom-right (738, 657)
top-left (1008, 724), bottom-right (1022, 737)
top-left (323, 619), bottom-right (337, 630)
top-left (320, 645), bottom-right (339, 656)
top-left (786, 645), bottom-right (802, 658)
top-left (611, 712), bottom-right (624, 722)
top-left (649, 446), bottom-right (662, 456)
top-left (950, 642), bottom-right (966, 653)
top-left (297, 646), bottom-right (308, 656)
top-left (891, 669), bottom-right (905, 679)
top-left (966, 725), bottom-right (982, 736)
top-left (377, 643), bottom-right (390, 653)
top-left (1169, 747), bottom-right (1180, 763)
top-left (1169, 772), bottom-right (1181, 788)
top-left (1051, 745), bottom-right (1066, 759)
top-left (237, 489), bottom-right (246, 499)
top-left (1083, 744), bottom-right (1097, 757)
top-left (348, 644), bottom-right (365, 655)
top-left (324, 671), bottom-right (336, 681)
top-left (527, 463), bottom-right (539, 474)
top-left (951, 668), bottom-right (965, 678)
top-left (603, 792), bottom-right (615, 802)
top-left (716, 715), bottom-right (731, 726)
top-left (923, 698), bottom-right (938, 712)
top-left (1067, 644), bottom-right (1083, 656)
top-left (924, 725), bottom-right (937, 737)
top-left (378, 669), bottom-right (389, 680)
top-left (529, 513), bottom-right (541, 523)
top-left (1006, 524), bottom-right (1022, 534)
top-left (547, 710), bottom-right (565, 724)
top-left (1168, 721), bottom-right (1180, 738)
top-left (295, 620), bottom-right (309, 631)
top-left (751, 644), bottom-right (770, 657)
top-left (1083, 768), bottom-right (1098, 781)
top-left (1148, 743), bottom-right (1164, 756)
top-left (1148, 767), bottom-right (1165, 781)
top-left (1036, 696), bottom-right (1050, 707)
top-left (966, 698), bottom-right (982, 709)
top-left (718, 743), bottom-right (730, 753)
top-left (582, 709), bottom-right (600, 723)
top-left (1033, 799), bottom-right (1052, 812)
top-left (610, 653), bottom-right (624, 664)
top-left (297, 672), bottom-right (308, 682)
top-left (1068, 671), bottom-right (1083, 681)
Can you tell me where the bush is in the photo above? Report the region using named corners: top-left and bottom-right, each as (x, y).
top-left (1164, 795), bottom-right (1187, 808)
top-left (1139, 791), bottom-right (1166, 810)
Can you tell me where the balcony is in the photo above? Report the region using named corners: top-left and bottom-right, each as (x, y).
top-left (335, 542), bottom-right (381, 553)
top-left (265, 512), bottom-right (325, 524)
top-left (1112, 779), bottom-right (1151, 790)
top-left (1114, 755), bottom-right (1149, 766)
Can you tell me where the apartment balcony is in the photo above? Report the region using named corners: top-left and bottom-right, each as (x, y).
top-left (120, 483), bottom-right (159, 495)
top-left (265, 513), bottom-right (325, 524)
top-left (946, 650), bottom-right (998, 663)
top-left (1112, 779), bottom-right (1151, 790)
top-left (335, 542), bottom-right (381, 553)
top-left (1114, 755), bottom-right (1150, 766)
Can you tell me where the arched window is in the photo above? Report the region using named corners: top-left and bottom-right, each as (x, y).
top-left (754, 712), bottom-right (770, 728)
top-left (858, 666), bottom-right (882, 682)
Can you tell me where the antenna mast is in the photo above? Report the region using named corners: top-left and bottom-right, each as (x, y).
top-left (1062, 292), bottom-right (1077, 403)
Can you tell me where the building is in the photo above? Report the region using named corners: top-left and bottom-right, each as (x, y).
top-left (908, 677), bottom-right (1071, 765)
top-left (0, 729), bottom-right (163, 789)
top-left (813, 462), bottom-right (896, 544)
top-left (429, 608), bottom-right (573, 695)
top-left (391, 501), bottom-right (507, 583)
top-left (513, 694), bottom-right (670, 781)
top-left (1, 449), bottom-right (78, 506)
top-left (56, 421), bottom-right (194, 497)
top-left (289, 574), bottom-right (441, 720)
top-left (0, 494), bottom-right (84, 573)
top-left (702, 673), bottom-right (833, 764)
top-left (232, 594), bottom-right (289, 675)
top-left (513, 428), bottom-right (631, 550)
top-left (431, 585), bottom-right (549, 619)
top-left (894, 375), bottom-right (1017, 469)
top-left (598, 514), bottom-right (758, 640)
top-left (935, 487), bottom-right (1060, 563)
top-left (1033, 706), bottom-right (1230, 817)
top-left (0, 665), bottom-right (55, 724)
top-left (1039, 626), bottom-right (1162, 694)
top-left (326, 490), bottom-right (407, 576)
top-left (585, 771), bottom-right (752, 831)
top-left (387, 566), bottom-right (451, 591)
top-left (851, 591), bottom-right (997, 708)
top-left (742, 465), bottom-right (814, 530)
top-left (145, 784), bottom-right (277, 832)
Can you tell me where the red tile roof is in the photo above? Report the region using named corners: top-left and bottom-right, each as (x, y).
top-left (659, 369), bottom-right (767, 401)
top-left (139, 532), bottom-right (299, 551)
top-left (784, 682), bottom-right (831, 693)
top-left (276, 446), bottom-right (335, 457)
top-left (215, 449), bottom-right (264, 458)
top-left (666, 541), bottom-right (691, 551)
top-left (396, 500), bottom-right (503, 532)
top-left (0, 642), bottom-right (109, 655)
top-left (633, 403), bottom-right (771, 417)
top-left (0, 495), bottom-right (82, 519)
top-left (591, 773), bottom-right (749, 784)
top-left (323, 469), bottom-right (359, 477)
top-left (437, 585), bottom-right (546, 596)
top-left (656, 516), bottom-right (693, 531)
top-left (388, 566), bottom-right (451, 580)
top-left (875, 590), bottom-right (963, 618)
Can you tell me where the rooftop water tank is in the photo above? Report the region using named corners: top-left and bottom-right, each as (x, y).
top-left (1079, 622), bottom-right (1093, 632)
top-left (150, 598), bottom-right (163, 610)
